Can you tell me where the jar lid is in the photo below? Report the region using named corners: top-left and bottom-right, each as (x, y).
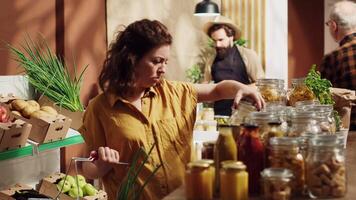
top-left (196, 159), bottom-right (214, 166)
top-left (203, 141), bottom-right (215, 146)
top-left (187, 161), bottom-right (210, 168)
top-left (222, 162), bottom-right (246, 170)
top-left (221, 160), bottom-right (241, 167)
top-left (261, 168), bottom-right (293, 179)
top-left (270, 137), bottom-right (299, 146)
top-left (309, 134), bottom-right (345, 147)
top-left (256, 78), bottom-right (284, 86)
top-left (203, 108), bottom-right (213, 111)
top-left (291, 77), bottom-right (306, 84)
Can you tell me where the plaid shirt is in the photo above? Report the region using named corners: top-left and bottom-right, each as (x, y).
top-left (319, 32), bottom-right (356, 130)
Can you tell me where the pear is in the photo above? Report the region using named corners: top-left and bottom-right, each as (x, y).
top-left (62, 175), bottom-right (76, 187)
top-left (82, 183), bottom-right (98, 196)
top-left (68, 186), bottom-right (84, 198)
top-left (56, 179), bottom-right (71, 193)
top-left (74, 174), bottom-right (87, 188)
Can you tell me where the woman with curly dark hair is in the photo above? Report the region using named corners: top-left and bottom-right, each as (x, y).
top-left (79, 19), bottom-right (264, 200)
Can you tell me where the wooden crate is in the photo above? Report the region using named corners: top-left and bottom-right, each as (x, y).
top-left (0, 119), bottom-right (31, 152)
top-left (39, 172), bottom-right (107, 200)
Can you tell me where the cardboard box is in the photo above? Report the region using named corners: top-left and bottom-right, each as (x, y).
top-left (0, 94), bottom-right (19, 104)
top-left (38, 95), bottom-right (84, 130)
top-left (0, 119), bottom-right (32, 152)
top-left (0, 183), bottom-right (51, 200)
top-left (39, 172), bottom-right (108, 200)
top-left (10, 112), bottom-right (72, 144)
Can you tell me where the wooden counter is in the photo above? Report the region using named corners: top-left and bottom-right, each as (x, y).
top-left (163, 131), bottom-right (356, 200)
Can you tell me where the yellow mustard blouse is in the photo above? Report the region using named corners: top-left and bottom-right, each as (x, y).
top-left (79, 79), bottom-right (197, 200)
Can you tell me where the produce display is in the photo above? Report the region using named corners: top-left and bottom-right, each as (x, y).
top-left (10, 99), bottom-right (58, 120)
top-left (56, 174), bottom-right (99, 198)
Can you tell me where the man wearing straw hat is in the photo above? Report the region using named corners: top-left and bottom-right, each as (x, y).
top-left (203, 16), bottom-right (265, 116)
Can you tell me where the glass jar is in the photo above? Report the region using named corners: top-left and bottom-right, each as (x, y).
top-left (288, 78), bottom-right (315, 106)
top-left (185, 161), bottom-right (214, 200)
top-left (197, 159), bottom-right (215, 192)
top-left (303, 105), bottom-right (336, 134)
top-left (261, 168), bottom-right (294, 200)
top-left (202, 141), bottom-right (215, 159)
top-left (203, 120), bottom-right (217, 131)
top-left (287, 111), bottom-right (320, 137)
top-left (230, 100), bottom-right (256, 125)
top-left (261, 121), bottom-right (285, 147)
top-left (306, 135), bottom-right (346, 198)
top-left (247, 111), bottom-right (278, 136)
top-left (256, 78), bottom-right (286, 104)
top-left (220, 162), bottom-right (249, 200)
top-left (214, 125), bottom-right (238, 195)
top-left (238, 123), bottom-right (264, 195)
top-left (202, 108), bottom-right (215, 121)
top-left (269, 137), bottom-right (305, 195)
top-left (194, 121), bottom-right (204, 131)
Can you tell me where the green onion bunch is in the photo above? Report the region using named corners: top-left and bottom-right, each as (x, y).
top-left (7, 36), bottom-right (87, 112)
top-left (117, 144), bottom-right (161, 200)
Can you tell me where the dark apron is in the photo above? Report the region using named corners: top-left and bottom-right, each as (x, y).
top-left (211, 46), bottom-right (251, 116)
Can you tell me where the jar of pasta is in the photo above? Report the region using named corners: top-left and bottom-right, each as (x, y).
top-left (306, 135), bottom-right (346, 198)
top-left (185, 161), bottom-right (214, 200)
top-left (256, 78), bottom-right (286, 104)
top-left (269, 137), bottom-right (305, 195)
top-left (220, 162), bottom-right (249, 200)
top-left (261, 168), bottom-right (294, 200)
top-left (288, 78), bottom-right (315, 106)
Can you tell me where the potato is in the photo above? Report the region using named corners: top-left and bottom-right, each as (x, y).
top-left (40, 106), bottom-right (58, 116)
top-left (27, 100), bottom-right (40, 110)
top-left (11, 110), bottom-right (22, 117)
top-left (11, 99), bottom-right (28, 111)
top-left (30, 110), bottom-right (53, 120)
top-left (22, 105), bottom-right (39, 118)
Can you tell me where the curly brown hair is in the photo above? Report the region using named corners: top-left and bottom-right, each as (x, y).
top-left (99, 19), bottom-right (173, 96)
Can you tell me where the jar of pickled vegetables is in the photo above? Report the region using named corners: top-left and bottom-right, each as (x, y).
top-left (185, 161), bottom-right (213, 200)
top-left (220, 162), bottom-right (249, 200)
top-left (238, 123), bottom-right (264, 195)
top-left (288, 78), bottom-right (315, 106)
top-left (256, 78), bottom-right (286, 104)
top-left (306, 135), bottom-right (346, 198)
top-left (261, 168), bottom-right (294, 200)
top-left (269, 137), bottom-right (305, 195)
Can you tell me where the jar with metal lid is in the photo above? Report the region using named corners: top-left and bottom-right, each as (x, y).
top-left (230, 100), bottom-right (256, 125)
top-left (214, 125), bottom-right (238, 196)
top-left (288, 78), bottom-right (315, 106)
top-left (269, 137), bottom-right (305, 195)
top-left (202, 108), bottom-right (215, 121)
top-left (256, 78), bottom-right (286, 104)
top-left (287, 111), bottom-right (320, 137)
top-left (306, 135), bottom-right (346, 198)
top-left (196, 159), bottom-right (216, 192)
top-left (185, 161), bottom-right (213, 200)
top-left (261, 168), bottom-right (294, 200)
top-left (220, 162), bottom-right (249, 200)
top-left (238, 123), bottom-right (264, 195)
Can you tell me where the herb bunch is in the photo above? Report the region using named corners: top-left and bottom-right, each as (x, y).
top-left (7, 36), bottom-right (87, 112)
top-left (304, 64), bottom-right (334, 104)
top-left (117, 144), bottom-right (161, 200)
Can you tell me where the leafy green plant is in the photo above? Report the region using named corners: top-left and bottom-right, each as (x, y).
top-left (304, 64), bottom-right (334, 104)
top-left (304, 64), bottom-right (341, 130)
top-left (117, 144), bottom-right (161, 200)
top-left (207, 37), bottom-right (248, 48)
top-left (7, 36), bottom-right (87, 112)
top-left (186, 64), bottom-right (203, 83)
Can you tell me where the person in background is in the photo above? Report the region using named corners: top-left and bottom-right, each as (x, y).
top-left (79, 19), bottom-right (265, 200)
top-left (320, 0), bottom-right (356, 130)
top-left (202, 16), bottom-right (265, 116)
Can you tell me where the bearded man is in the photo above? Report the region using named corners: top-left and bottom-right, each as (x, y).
top-left (203, 16), bottom-right (265, 116)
